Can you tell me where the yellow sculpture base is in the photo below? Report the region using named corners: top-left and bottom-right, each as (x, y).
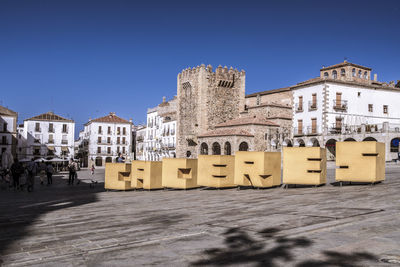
top-left (162, 158), bottom-right (199, 189)
top-left (105, 163), bottom-right (133, 190)
top-left (131, 161), bottom-right (163, 189)
top-left (336, 141), bottom-right (385, 183)
top-left (197, 155), bottom-right (236, 188)
top-left (234, 151), bottom-right (281, 188)
top-left (283, 147), bottom-right (326, 186)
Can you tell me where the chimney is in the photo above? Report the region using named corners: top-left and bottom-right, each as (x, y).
top-left (374, 74), bottom-right (377, 81)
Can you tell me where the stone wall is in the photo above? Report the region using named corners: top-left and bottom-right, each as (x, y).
top-left (176, 65), bottom-right (246, 158)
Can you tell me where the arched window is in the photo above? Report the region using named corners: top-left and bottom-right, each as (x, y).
top-left (324, 72), bottom-right (329, 78)
top-left (200, 143), bottom-right (208, 155)
top-left (358, 70), bottom-right (362, 78)
top-left (352, 68), bottom-right (356, 77)
top-left (239, 142), bottom-right (249, 151)
top-left (332, 70), bottom-right (337, 79)
top-left (364, 71), bottom-right (368, 79)
top-left (212, 142), bottom-right (221, 155)
top-left (341, 69), bottom-right (345, 76)
top-left (186, 151), bottom-right (191, 158)
top-left (224, 142), bottom-right (231, 155)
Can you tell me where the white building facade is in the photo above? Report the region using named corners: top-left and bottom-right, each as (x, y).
top-left (83, 112), bottom-right (133, 167)
top-left (135, 125), bottom-right (146, 161)
top-left (0, 106), bottom-right (18, 165)
top-left (292, 61), bottom-right (400, 160)
top-left (21, 112), bottom-right (75, 160)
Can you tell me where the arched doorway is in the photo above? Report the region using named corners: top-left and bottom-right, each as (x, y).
top-left (363, 137), bottom-right (377, 141)
top-left (309, 138), bottom-right (320, 147)
top-left (344, 138), bottom-right (356, 142)
top-left (105, 157), bottom-right (112, 163)
top-left (295, 139), bottom-right (305, 147)
top-left (390, 138), bottom-right (400, 152)
top-left (239, 142), bottom-right (249, 151)
top-left (95, 157), bottom-right (103, 167)
top-left (283, 139), bottom-right (293, 147)
top-left (224, 142), bottom-right (231, 155)
top-left (212, 142), bottom-right (221, 155)
top-left (200, 143), bottom-right (208, 155)
top-left (325, 139), bottom-right (337, 159)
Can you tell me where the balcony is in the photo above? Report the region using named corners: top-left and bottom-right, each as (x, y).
top-left (293, 127), bottom-right (304, 137)
top-left (61, 140), bottom-right (68, 145)
top-left (295, 103), bottom-right (303, 113)
top-left (306, 126), bottom-right (319, 136)
top-left (333, 100), bottom-right (348, 111)
top-left (308, 101), bottom-right (317, 111)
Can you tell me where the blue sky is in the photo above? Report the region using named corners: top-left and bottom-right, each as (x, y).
top-left (1, 0), bottom-right (399, 135)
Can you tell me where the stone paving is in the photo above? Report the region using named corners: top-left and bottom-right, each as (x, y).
top-left (1, 164), bottom-right (400, 266)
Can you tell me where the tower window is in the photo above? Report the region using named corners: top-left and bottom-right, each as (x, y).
top-left (341, 69), bottom-right (345, 76)
top-left (352, 68), bottom-right (356, 77)
top-left (324, 72), bottom-right (329, 78)
top-left (332, 70), bottom-right (337, 79)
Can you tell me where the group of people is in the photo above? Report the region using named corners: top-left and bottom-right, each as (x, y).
top-left (8, 158), bottom-right (55, 192)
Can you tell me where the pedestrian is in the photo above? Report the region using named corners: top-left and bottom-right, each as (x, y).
top-left (39, 160), bottom-right (46, 185)
top-left (10, 158), bottom-right (24, 190)
top-left (75, 161), bottom-right (80, 185)
top-left (116, 153), bottom-right (125, 163)
top-left (26, 158), bottom-right (37, 192)
top-left (68, 159), bottom-right (77, 185)
top-left (46, 163), bottom-right (54, 185)
top-left (91, 164), bottom-right (95, 176)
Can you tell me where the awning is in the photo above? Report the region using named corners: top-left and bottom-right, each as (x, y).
top-left (61, 147), bottom-right (69, 152)
top-left (47, 146), bottom-right (55, 151)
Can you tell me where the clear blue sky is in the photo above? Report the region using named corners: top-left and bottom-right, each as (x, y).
top-left (1, 0), bottom-right (399, 136)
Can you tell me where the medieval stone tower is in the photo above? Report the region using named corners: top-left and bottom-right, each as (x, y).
top-left (176, 64), bottom-right (246, 158)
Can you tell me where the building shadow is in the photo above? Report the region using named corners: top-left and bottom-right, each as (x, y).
top-left (191, 226), bottom-right (377, 267)
top-left (0, 174), bottom-right (104, 259)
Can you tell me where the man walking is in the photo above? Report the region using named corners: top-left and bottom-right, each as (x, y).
top-left (68, 159), bottom-right (77, 185)
top-left (46, 163), bottom-right (54, 185)
top-left (26, 158), bottom-right (37, 192)
top-left (10, 158), bottom-right (23, 190)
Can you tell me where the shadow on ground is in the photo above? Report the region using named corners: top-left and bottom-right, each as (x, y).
top-left (191, 227), bottom-right (377, 267)
top-left (0, 174), bottom-right (104, 260)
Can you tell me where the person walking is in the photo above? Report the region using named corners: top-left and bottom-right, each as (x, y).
top-left (46, 163), bottom-right (54, 185)
top-left (116, 153), bottom-right (125, 163)
top-left (26, 159), bottom-right (37, 192)
top-left (68, 159), bottom-right (77, 185)
top-left (90, 164), bottom-right (95, 176)
top-left (10, 158), bottom-right (23, 191)
top-left (39, 160), bottom-right (46, 185)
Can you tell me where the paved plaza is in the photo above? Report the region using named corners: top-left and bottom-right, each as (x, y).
top-left (1, 164), bottom-right (400, 266)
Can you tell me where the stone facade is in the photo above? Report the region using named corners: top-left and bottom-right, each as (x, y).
top-left (176, 65), bottom-right (246, 158)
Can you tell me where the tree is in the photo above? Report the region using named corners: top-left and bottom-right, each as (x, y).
top-left (396, 80), bottom-right (400, 88)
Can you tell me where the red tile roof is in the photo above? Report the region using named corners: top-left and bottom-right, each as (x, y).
top-left (90, 112), bottom-right (131, 124)
top-left (320, 61), bottom-right (371, 71)
top-left (198, 128), bottom-right (254, 138)
top-left (25, 112), bottom-right (73, 122)
top-left (215, 116), bottom-right (279, 128)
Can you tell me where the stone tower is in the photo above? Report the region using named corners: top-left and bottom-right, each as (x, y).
top-left (176, 64), bottom-right (246, 158)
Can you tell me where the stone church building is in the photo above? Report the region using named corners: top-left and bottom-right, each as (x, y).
top-left (175, 64), bottom-right (292, 158)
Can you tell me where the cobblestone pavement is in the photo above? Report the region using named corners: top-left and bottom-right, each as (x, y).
top-left (1, 165), bottom-right (400, 266)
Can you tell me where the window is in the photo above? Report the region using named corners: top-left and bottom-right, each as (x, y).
top-left (62, 135), bottom-right (68, 144)
top-left (48, 134), bottom-right (54, 144)
top-left (383, 105), bottom-right (388, 114)
top-left (62, 124), bottom-right (67, 133)
top-left (368, 104), bottom-right (373, 112)
top-left (123, 127), bottom-right (126, 135)
top-left (311, 118), bottom-right (317, 134)
top-left (49, 123), bottom-right (54, 132)
top-left (311, 93), bottom-right (317, 108)
top-left (35, 123), bottom-right (40, 132)
top-left (364, 71), bottom-right (368, 79)
top-left (122, 147), bottom-right (125, 154)
top-left (264, 133), bottom-right (268, 140)
top-left (212, 142), bottom-right (221, 155)
top-left (98, 126), bottom-right (102, 134)
top-left (297, 120), bottom-right (303, 135)
top-left (341, 69), bottom-right (345, 76)
top-left (298, 96), bottom-right (303, 111)
top-left (3, 123), bottom-right (7, 132)
top-left (98, 136), bottom-right (102, 143)
top-left (332, 70), bottom-right (337, 79)
top-left (107, 137), bottom-right (111, 144)
top-left (324, 72), bottom-right (329, 78)
top-left (335, 117), bottom-right (342, 130)
top-left (352, 68), bottom-right (356, 77)
top-left (117, 146), bottom-right (120, 153)
top-left (117, 137), bottom-right (120, 144)
top-left (107, 147), bottom-right (111, 154)
top-left (239, 142), bottom-right (249, 151)
top-left (97, 147), bottom-right (101, 153)
top-left (122, 137), bottom-right (126, 144)
top-left (335, 92), bottom-right (342, 108)
top-left (117, 127), bottom-right (121, 135)
top-left (358, 70), bottom-right (362, 78)
top-left (224, 142), bottom-right (231, 155)
top-left (108, 126), bottom-right (111, 134)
